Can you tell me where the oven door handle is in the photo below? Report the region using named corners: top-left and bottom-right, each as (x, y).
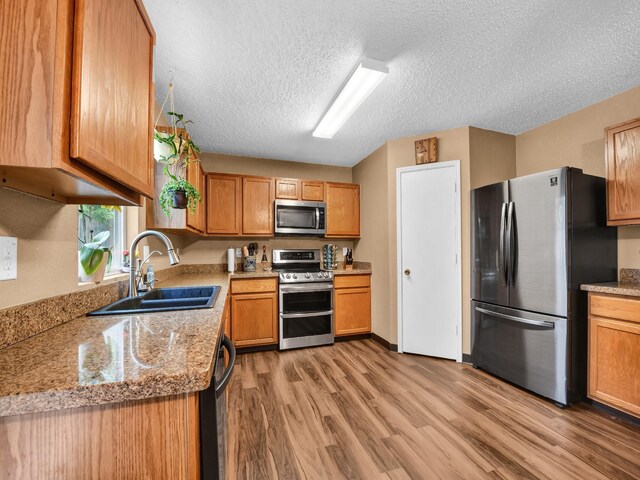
top-left (215, 335), bottom-right (236, 397)
top-left (280, 283), bottom-right (334, 293)
top-left (281, 310), bottom-right (333, 319)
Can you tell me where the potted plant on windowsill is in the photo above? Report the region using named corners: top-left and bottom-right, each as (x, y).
top-left (78, 231), bottom-right (112, 283)
top-left (77, 205), bottom-right (119, 283)
top-left (154, 83), bottom-right (202, 216)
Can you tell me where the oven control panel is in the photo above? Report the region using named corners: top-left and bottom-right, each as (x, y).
top-left (278, 271), bottom-right (333, 284)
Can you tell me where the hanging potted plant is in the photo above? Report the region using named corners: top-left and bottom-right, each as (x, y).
top-left (77, 205), bottom-right (119, 283)
top-left (154, 83), bottom-right (202, 216)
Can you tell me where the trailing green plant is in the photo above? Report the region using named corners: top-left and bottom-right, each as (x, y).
top-left (154, 83), bottom-right (202, 217)
top-left (159, 177), bottom-right (201, 216)
top-left (79, 231), bottom-right (112, 276)
top-left (154, 111), bottom-right (201, 180)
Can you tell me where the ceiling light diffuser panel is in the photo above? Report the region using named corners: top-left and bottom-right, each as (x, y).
top-left (313, 57), bottom-right (389, 139)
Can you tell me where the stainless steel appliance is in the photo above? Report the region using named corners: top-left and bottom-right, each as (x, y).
top-left (199, 335), bottom-right (236, 479)
top-left (471, 167), bottom-right (617, 405)
top-left (273, 249), bottom-right (334, 349)
top-left (274, 199), bottom-right (326, 236)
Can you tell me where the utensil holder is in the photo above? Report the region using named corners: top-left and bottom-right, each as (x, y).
top-left (243, 256), bottom-right (256, 272)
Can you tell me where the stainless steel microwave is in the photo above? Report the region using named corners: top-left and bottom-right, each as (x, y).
top-left (274, 199), bottom-right (326, 236)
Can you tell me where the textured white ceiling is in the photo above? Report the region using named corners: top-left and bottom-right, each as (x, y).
top-left (144, 0), bottom-right (640, 167)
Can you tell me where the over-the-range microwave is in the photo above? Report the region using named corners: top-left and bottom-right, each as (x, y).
top-left (274, 199), bottom-right (326, 236)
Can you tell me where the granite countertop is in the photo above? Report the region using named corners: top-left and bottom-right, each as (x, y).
top-left (332, 266), bottom-right (372, 275)
top-left (230, 270), bottom-right (278, 279)
top-left (0, 272), bottom-right (230, 418)
top-left (580, 282), bottom-right (640, 298)
top-left (229, 261), bottom-right (372, 278)
top-left (581, 268), bottom-right (640, 298)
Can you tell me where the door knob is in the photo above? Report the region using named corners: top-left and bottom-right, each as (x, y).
top-left (404, 269), bottom-right (411, 276)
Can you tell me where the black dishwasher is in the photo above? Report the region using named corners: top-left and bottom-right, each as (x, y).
top-left (200, 334), bottom-right (236, 480)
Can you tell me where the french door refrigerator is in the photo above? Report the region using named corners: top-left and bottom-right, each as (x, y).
top-left (471, 167), bottom-right (617, 405)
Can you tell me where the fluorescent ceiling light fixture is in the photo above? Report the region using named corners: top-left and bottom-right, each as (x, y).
top-left (313, 57), bottom-right (389, 139)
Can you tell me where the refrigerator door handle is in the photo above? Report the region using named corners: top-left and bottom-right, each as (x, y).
top-left (475, 306), bottom-right (555, 329)
top-left (499, 203), bottom-right (508, 286)
top-left (506, 201), bottom-right (516, 286)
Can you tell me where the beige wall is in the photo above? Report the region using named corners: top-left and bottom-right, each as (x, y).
top-left (353, 126), bottom-right (516, 352)
top-left (0, 152), bottom-right (353, 310)
top-left (175, 153), bottom-right (355, 265)
top-left (469, 127), bottom-right (517, 189)
top-left (0, 189), bottom-right (79, 308)
top-left (387, 128), bottom-right (472, 348)
top-left (516, 86), bottom-right (640, 271)
top-left (353, 128), bottom-right (473, 348)
top-left (199, 152), bottom-right (352, 183)
top-left (352, 144), bottom-right (390, 340)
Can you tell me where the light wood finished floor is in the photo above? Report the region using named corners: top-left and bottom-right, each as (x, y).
top-left (226, 340), bottom-right (640, 479)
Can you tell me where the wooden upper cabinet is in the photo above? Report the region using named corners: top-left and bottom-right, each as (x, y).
top-left (0, 0), bottom-right (151, 206)
top-left (70, 0), bottom-right (155, 198)
top-left (207, 174), bottom-right (242, 235)
top-left (606, 117), bottom-right (640, 225)
top-left (186, 161), bottom-right (206, 233)
top-left (325, 182), bottom-right (361, 237)
top-left (275, 178), bottom-right (300, 200)
top-left (301, 180), bottom-right (324, 201)
top-left (274, 178), bottom-right (325, 201)
top-left (242, 176), bottom-right (274, 236)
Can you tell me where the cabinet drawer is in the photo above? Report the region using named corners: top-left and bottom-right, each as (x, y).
top-left (334, 274), bottom-right (370, 289)
top-left (590, 294), bottom-right (640, 324)
top-left (231, 278), bottom-right (277, 294)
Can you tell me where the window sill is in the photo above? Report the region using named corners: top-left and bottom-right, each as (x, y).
top-left (78, 271), bottom-right (130, 289)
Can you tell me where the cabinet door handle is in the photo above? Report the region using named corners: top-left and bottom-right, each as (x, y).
top-left (404, 269), bottom-right (411, 276)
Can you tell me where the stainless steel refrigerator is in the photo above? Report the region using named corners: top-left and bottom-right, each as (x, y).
top-left (471, 167), bottom-right (617, 405)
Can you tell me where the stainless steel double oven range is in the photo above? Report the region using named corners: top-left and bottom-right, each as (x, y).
top-left (272, 249), bottom-right (334, 350)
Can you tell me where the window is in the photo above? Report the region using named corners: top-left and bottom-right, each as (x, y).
top-left (78, 205), bottom-right (126, 276)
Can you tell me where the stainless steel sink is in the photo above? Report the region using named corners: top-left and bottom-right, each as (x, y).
top-left (88, 286), bottom-right (220, 316)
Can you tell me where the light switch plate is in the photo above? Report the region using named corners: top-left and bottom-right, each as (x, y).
top-left (0, 236), bottom-right (17, 281)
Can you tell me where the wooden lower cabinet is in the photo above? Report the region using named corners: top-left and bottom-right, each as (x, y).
top-left (230, 278), bottom-right (278, 347)
top-left (334, 274), bottom-right (371, 336)
top-left (0, 393), bottom-right (201, 480)
top-left (588, 293), bottom-right (640, 418)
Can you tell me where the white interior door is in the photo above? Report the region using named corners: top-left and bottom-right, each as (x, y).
top-left (398, 161), bottom-right (461, 360)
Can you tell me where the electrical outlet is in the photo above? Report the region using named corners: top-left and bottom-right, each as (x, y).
top-left (343, 247), bottom-right (348, 256)
top-left (235, 248), bottom-right (242, 258)
top-left (0, 237), bottom-right (17, 281)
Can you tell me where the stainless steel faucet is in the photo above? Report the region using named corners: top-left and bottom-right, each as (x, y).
top-left (128, 230), bottom-right (180, 297)
top-left (135, 250), bottom-right (162, 293)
